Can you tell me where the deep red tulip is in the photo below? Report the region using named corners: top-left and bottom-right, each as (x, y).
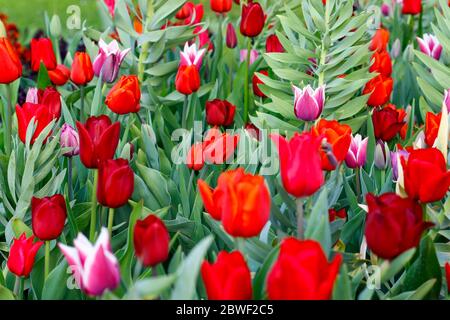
top-left (175, 2), bottom-right (194, 20)
top-left (240, 1), bottom-right (265, 38)
top-left (363, 75), bottom-right (393, 107)
top-left (97, 158), bottom-right (134, 208)
top-left (311, 119), bottom-right (352, 171)
top-left (372, 104), bottom-right (406, 142)
top-left (37, 87), bottom-right (62, 118)
top-left (226, 23), bottom-right (237, 49)
top-left (48, 64), bottom-right (70, 86)
top-left (252, 70), bottom-right (268, 98)
top-left (198, 168), bottom-right (270, 237)
top-left (446, 263), bottom-right (450, 293)
top-left (210, 0), bottom-right (232, 13)
top-left (105, 75), bottom-right (141, 114)
top-left (267, 238), bottom-right (342, 300)
top-left (175, 65), bottom-right (201, 95)
top-left (365, 193), bottom-right (433, 260)
top-left (133, 214), bottom-right (169, 267)
top-left (425, 112), bottom-right (441, 147)
top-left (266, 34), bottom-right (284, 53)
top-left (32, 195), bottom-right (67, 241)
top-left (402, 0), bottom-right (422, 15)
top-left (7, 233), bottom-right (43, 277)
top-left (76, 115), bottom-right (120, 169)
top-left (401, 148), bottom-right (450, 203)
top-left (201, 251), bottom-right (252, 300)
top-left (0, 37), bottom-right (22, 84)
top-left (70, 52), bottom-right (94, 86)
top-left (271, 132), bottom-right (324, 198)
top-left (31, 38), bottom-right (56, 72)
top-left (205, 99), bottom-right (236, 126)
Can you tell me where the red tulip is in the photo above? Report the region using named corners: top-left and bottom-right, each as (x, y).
top-left (16, 102), bottom-right (55, 144)
top-left (0, 37), bottom-right (22, 84)
top-left (402, 0), bottom-right (422, 15)
top-left (226, 23), bottom-right (237, 49)
top-left (210, 0), bottom-right (232, 13)
top-left (133, 214), bottom-right (169, 267)
top-left (365, 193), bottom-right (433, 260)
top-left (105, 75), bottom-right (141, 114)
top-left (198, 168), bottom-right (270, 237)
top-left (311, 119), bottom-right (352, 171)
top-left (329, 208), bottom-right (347, 222)
top-left (253, 70), bottom-right (268, 98)
top-left (70, 52), bottom-right (94, 86)
top-left (363, 75), bottom-right (393, 107)
top-left (201, 251), bottom-right (252, 300)
top-left (401, 148), bottom-right (450, 203)
top-left (425, 112), bottom-right (441, 147)
top-left (370, 50), bottom-right (392, 77)
top-left (7, 233), bottom-right (43, 277)
top-left (266, 34), bottom-right (284, 53)
top-left (271, 132), bottom-right (324, 198)
top-left (267, 238), bottom-right (342, 300)
top-left (31, 38), bottom-right (56, 72)
top-left (76, 115), bottom-right (120, 169)
top-left (48, 64), bottom-right (70, 86)
top-left (205, 99), bottom-right (236, 126)
top-left (372, 104), bottom-right (406, 142)
top-left (37, 87), bottom-right (62, 118)
top-left (240, 1), bottom-right (265, 38)
top-left (175, 65), bottom-right (201, 95)
top-left (175, 2), bottom-right (194, 20)
top-left (97, 158), bottom-right (134, 208)
top-left (32, 194), bottom-right (67, 241)
top-left (369, 28), bottom-right (390, 53)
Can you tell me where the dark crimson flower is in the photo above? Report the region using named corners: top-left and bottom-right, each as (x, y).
top-left (205, 99), bottom-right (236, 126)
top-left (266, 34), bottom-right (284, 53)
top-left (372, 104), bottom-right (406, 142)
top-left (97, 158), bottom-right (134, 208)
top-left (365, 193), bottom-right (433, 260)
top-left (252, 70), bottom-right (268, 98)
top-left (240, 1), bottom-right (265, 38)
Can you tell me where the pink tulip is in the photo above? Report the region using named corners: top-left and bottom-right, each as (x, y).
top-left (60, 123), bottom-right (79, 157)
top-left (59, 228), bottom-right (120, 296)
top-left (93, 39), bottom-right (130, 83)
top-left (417, 34), bottom-right (442, 60)
top-left (345, 134), bottom-right (368, 168)
top-left (26, 87), bottom-right (39, 104)
top-left (293, 85), bottom-right (325, 121)
top-left (240, 49), bottom-right (259, 65)
top-left (381, 3), bottom-right (391, 16)
top-left (179, 42), bottom-right (206, 70)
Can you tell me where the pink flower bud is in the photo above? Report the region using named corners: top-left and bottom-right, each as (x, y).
top-left (293, 85), bottom-right (325, 121)
top-left (240, 49), bottom-right (259, 65)
top-left (93, 39), bottom-right (130, 83)
top-left (345, 134), bottom-right (368, 168)
top-left (60, 123), bottom-right (79, 157)
top-left (417, 34), bottom-right (442, 60)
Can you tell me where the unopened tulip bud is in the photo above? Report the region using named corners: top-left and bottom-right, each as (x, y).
top-left (374, 140), bottom-right (390, 169)
top-left (293, 85), bottom-right (325, 121)
top-left (60, 123), bottom-right (80, 157)
top-left (50, 15), bottom-right (62, 38)
top-left (345, 134), bottom-right (368, 168)
top-left (226, 23), bottom-right (237, 49)
top-left (391, 39), bottom-right (401, 59)
top-left (417, 34), bottom-right (442, 60)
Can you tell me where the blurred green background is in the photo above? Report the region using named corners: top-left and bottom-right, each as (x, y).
top-left (0, 0), bottom-right (100, 32)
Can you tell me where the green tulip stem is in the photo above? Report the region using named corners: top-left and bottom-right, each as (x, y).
top-left (80, 85), bottom-right (85, 122)
top-left (67, 157), bottom-right (73, 202)
top-left (44, 241), bottom-right (50, 280)
top-left (296, 198), bottom-right (305, 240)
top-left (89, 169), bottom-right (99, 242)
top-left (4, 83), bottom-right (12, 155)
top-left (355, 167), bottom-right (361, 201)
top-left (243, 38), bottom-right (252, 124)
top-left (13, 276), bottom-right (21, 299)
top-left (107, 208), bottom-right (115, 237)
top-left (182, 94), bottom-right (189, 129)
top-left (234, 237), bottom-right (245, 253)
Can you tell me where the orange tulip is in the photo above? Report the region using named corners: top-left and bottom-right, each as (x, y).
top-left (311, 119), bottom-right (352, 171)
top-left (425, 112), bottom-right (442, 147)
top-left (70, 52), bottom-right (94, 86)
top-left (198, 168), bottom-right (271, 238)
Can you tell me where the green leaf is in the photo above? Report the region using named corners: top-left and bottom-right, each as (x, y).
top-left (305, 188), bottom-right (331, 257)
top-left (37, 62), bottom-right (52, 90)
